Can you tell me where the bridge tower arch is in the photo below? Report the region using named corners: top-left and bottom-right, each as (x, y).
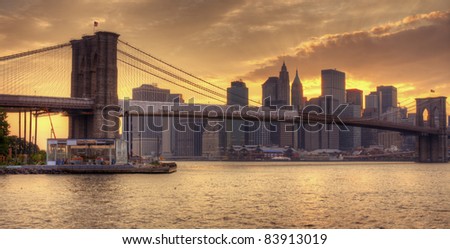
top-left (416, 97), bottom-right (447, 163)
top-left (69, 31), bottom-right (120, 139)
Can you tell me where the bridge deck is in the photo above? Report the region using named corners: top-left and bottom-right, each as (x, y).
top-left (0, 94), bottom-right (94, 112)
top-left (119, 100), bottom-right (447, 136)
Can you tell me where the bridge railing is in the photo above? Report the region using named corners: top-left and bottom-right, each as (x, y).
top-left (0, 94), bottom-right (94, 111)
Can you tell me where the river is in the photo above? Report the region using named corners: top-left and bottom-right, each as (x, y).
top-left (0, 161), bottom-right (449, 228)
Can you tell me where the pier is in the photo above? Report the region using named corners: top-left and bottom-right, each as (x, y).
top-left (0, 162), bottom-right (177, 175)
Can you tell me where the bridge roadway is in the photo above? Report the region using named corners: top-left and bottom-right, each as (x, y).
top-left (0, 94), bottom-right (94, 112)
top-left (120, 100), bottom-right (448, 136)
top-left (0, 95), bottom-right (447, 136)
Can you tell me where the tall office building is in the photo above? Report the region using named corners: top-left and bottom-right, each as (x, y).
top-left (339, 88), bottom-right (364, 151)
top-left (227, 80), bottom-right (249, 106)
top-left (290, 69), bottom-right (304, 149)
top-left (262, 77), bottom-right (278, 107)
top-left (377, 85), bottom-right (397, 114)
top-left (447, 116), bottom-right (450, 151)
top-left (320, 69), bottom-right (345, 151)
top-left (361, 91), bottom-right (380, 148)
top-left (346, 89), bottom-right (363, 112)
top-left (262, 62), bottom-right (291, 107)
top-left (339, 104), bottom-right (361, 151)
top-left (225, 81), bottom-right (249, 147)
top-left (130, 84), bottom-right (196, 158)
top-left (131, 84), bottom-right (170, 157)
top-left (276, 62), bottom-right (292, 147)
top-left (173, 117), bottom-right (203, 157)
top-left (202, 123), bottom-right (223, 159)
top-left (365, 91), bottom-right (379, 111)
top-left (291, 69), bottom-right (304, 110)
top-left (304, 96), bottom-right (340, 151)
top-left (133, 84), bottom-right (169, 102)
top-left (247, 120), bottom-right (271, 146)
top-left (321, 69), bottom-right (346, 104)
top-left (261, 62), bottom-right (292, 146)
top-left (277, 62), bottom-right (290, 106)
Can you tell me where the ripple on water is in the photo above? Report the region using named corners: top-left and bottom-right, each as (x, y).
top-left (0, 162), bottom-right (449, 228)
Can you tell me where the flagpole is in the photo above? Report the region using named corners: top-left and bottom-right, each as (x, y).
top-left (93, 21), bottom-right (98, 34)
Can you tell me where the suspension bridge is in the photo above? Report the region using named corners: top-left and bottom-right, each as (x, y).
top-left (0, 31), bottom-right (448, 162)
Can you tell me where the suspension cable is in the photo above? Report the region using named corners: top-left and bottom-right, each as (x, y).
top-left (0, 43), bottom-right (71, 62)
top-left (118, 59), bottom-right (224, 103)
top-left (118, 40), bottom-right (262, 105)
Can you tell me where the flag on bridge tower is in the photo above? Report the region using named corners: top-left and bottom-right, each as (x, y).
top-left (93, 21), bottom-right (98, 33)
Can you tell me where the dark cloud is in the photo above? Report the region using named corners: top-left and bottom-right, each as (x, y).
top-left (243, 11), bottom-right (450, 99)
top-left (0, 0), bottom-right (449, 98)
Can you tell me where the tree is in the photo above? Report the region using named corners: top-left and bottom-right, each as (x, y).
top-left (0, 110), bottom-right (10, 156)
top-left (7, 136), bottom-right (39, 157)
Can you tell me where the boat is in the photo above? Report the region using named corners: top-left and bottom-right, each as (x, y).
top-left (271, 156), bottom-right (291, 161)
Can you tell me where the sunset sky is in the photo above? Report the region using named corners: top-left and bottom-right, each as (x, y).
top-left (1, 0), bottom-right (450, 149)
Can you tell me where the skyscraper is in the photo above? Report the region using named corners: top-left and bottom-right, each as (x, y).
top-left (226, 81), bottom-right (249, 147)
top-left (262, 76), bottom-right (278, 107)
top-left (291, 69), bottom-right (304, 110)
top-left (318, 69), bottom-right (345, 150)
top-left (346, 89), bottom-right (363, 107)
top-left (339, 104), bottom-right (361, 151)
top-left (227, 80), bottom-right (249, 106)
top-left (132, 84), bottom-right (170, 102)
top-left (260, 62), bottom-right (294, 147)
top-left (321, 69), bottom-right (346, 104)
top-left (365, 91), bottom-right (379, 111)
top-left (377, 85), bottom-right (398, 114)
top-left (291, 69), bottom-right (304, 149)
top-left (277, 62), bottom-right (290, 106)
top-left (362, 91), bottom-right (380, 147)
top-left (131, 84), bottom-right (176, 157)
top-left (304, 96), bottom-right (340, 151)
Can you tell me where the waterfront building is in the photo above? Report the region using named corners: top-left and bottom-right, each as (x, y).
top-left (378, 131), bottom-right (402, 150)
top-left (130, 84), bottom-right (199, 159)
top-left (202, 123), bottom-right (224, 160)
top-left (131, 84), bottom-right (172, 157)
top-left (172, 117), bottom-right (203, 158)
top-left (247, 121), bottom-right (271, 146)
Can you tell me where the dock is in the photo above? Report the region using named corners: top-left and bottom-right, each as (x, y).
top-left (0, 162), bottom-right (177, 175)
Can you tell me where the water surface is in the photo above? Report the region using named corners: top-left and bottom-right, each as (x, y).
top-left (0, 161), bottom-right (449, 228)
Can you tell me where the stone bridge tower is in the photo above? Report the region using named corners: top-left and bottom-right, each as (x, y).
top-left (416, 97), bottom-right (447, 163)
top-left (69, 31), bottom-right (119, 139)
